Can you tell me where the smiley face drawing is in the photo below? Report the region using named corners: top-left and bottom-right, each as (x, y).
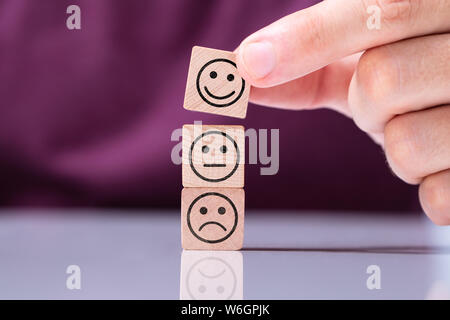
top-left (183, 47), bottom-right (249, 118)
top-left (186, 256), bottom-right (237, 300)
top-left (187, 192), bottom-right (238, 244)
top-left (196, 58), bottom-right (246, 108)
top-left (189, 130), bottom-right (240, 183)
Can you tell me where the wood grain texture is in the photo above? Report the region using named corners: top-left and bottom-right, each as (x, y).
top-left (180, 250), bottom-right (243, 300)
top-left (183, 46), bottom-right (250, 119)
top-left (182, 124), bottom-right (244, 188)
top-left (181, 188), bottom-right (244, 250)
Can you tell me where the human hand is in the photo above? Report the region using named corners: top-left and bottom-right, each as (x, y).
top-left (236, 0), bottom-right (450, 224)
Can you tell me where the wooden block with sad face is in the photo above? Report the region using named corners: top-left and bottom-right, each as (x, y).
top-left (182, 124), bottom-right (244, 188)
top-left (181, 188), bottom-right (244, 250)
top-left (183, 46), bottom-right (250, 119)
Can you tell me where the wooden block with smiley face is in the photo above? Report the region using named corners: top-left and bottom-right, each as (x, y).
top-left (183, 46), bottom-right (250, 119)
top-left (182, 124), bottom-right (244, 188)
top-left (181, 188), bottom-right (244, 250)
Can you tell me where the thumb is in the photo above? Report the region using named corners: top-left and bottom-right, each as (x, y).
top-left (236, 0), bottom-right (449, 88)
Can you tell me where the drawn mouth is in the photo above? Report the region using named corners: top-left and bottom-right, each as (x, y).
top-left (203, 163), bottom-right (226, 167)
top-left (198, 268), bottom-right (226, 279)
top-left (199, 221), bottom-right (227, 232)
top-left (204, 86), bottom-right (235, 100)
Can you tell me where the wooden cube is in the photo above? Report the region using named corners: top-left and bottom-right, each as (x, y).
top-left (181, 188), bottom-right (244, 250)
top-left (183, 46), bottom-right (250, 119)
top-left (182, 124), bottom-right (244, 188)
top-left (180, 250), bottom-right (243, 300)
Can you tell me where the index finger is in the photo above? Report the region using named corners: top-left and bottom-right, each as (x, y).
top-left (236, 0), bottom-right (450, 87)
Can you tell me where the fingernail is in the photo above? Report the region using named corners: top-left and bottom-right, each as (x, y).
top-left (242, 41), bottom-right (276, 79)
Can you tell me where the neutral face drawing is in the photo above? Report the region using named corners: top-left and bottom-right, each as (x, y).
top-left (196, 59), bottom-right (246, 107)
top-left (187, 192), bottom-right (238, 244)
top-left (186, 256), bottom-right (237, 300)
top-left (189, 131), bottom-right (240, 183)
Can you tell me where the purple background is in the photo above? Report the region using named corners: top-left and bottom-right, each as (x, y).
top-left (0, 0), bottom-right (419, 211)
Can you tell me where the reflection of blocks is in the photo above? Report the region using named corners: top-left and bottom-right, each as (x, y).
top-left (182, 124), bottom-right (245, 188)
top-left (181, 188), bottom-right (244, 250)
top-left (180, 250), bottom-right (243, 300)
top-left (183, 46), bottom-right (250, 119)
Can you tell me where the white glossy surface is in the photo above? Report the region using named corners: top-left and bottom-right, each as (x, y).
top-left (0, 209), bottom-right (449, 299)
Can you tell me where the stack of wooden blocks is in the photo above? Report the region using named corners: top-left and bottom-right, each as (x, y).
top-left (181, 46), bottom-right (250, 251)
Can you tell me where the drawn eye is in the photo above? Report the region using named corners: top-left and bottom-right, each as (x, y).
top-left (220, 145), bottom-right (227, 153)
top-left (218, 207), bottom-right (226, 215)
top-left (200, 207), bottom-right (208, 215)
top-left (227, 74), bottom-right (234, 81)
top-left (217, 286), bottom-right (224, 294)
top-left (202, 145), bottom-right (209, 153)
top-left (199, 285), bottom-right (206, 293)
top-left (210, 71), bottom-right (217, 79)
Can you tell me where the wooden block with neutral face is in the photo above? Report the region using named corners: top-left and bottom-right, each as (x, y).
top-left (183, 46), bottom-right (250, 119)
top-left (182, 124), bottom-right (244, 188)
top-left (180, 250), bottom-right (243, 300)
top-left (181, 188), bottom-right (244, 250)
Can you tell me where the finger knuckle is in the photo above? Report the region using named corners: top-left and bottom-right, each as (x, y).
top-left (356, 47), bottom-right (399, 107)
top-left (384, 116), bottom-right (420, 183)
top-left (420, 178), bottom-right (450, 225)
top-left (349, 47), bottom-right (400, 133)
